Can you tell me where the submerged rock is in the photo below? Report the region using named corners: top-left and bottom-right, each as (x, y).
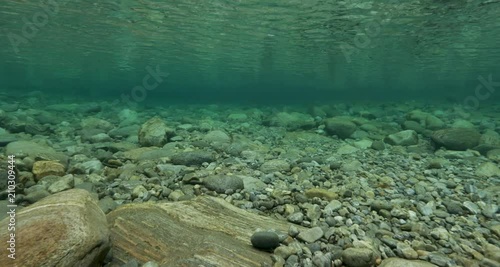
top-left (385, 130), bottom-right (419, 146)
top-left (6, 141), bottom-right (68, 166)
top-left (341, 247), bottom-right (377, 267)
top-left (250, 231), bottom-right (280, 250)
top-left (431, 128), bottom-right (481, 150)
top-left (0, 189), bottom-right (110, 266)
top-left (106, 196), bottom-right (302, 266)
top-left (138, 117), bottom-right (173, 147)
top-left (325, 118), bottom-right (357, 139)
top-left (266, 112), bottom-right (316, 130)
top-left (32, 160), bottom-right (66, 180)
top-left (379, 258), bottom-right (438, 267)
top-left (203, 175), bottom-right (244, 193)
top-left (170, 150), bottom-right (215, 166)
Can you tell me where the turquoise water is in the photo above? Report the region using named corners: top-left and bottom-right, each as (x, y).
top-left (1, 0), bottom-right (499, 105)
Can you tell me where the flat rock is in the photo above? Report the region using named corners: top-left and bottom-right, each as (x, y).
top-left (6, 141), bottom-right (68, 166)
top-left (297, 227), bottom-right (323, 243)
top-left (0, 189), bottom-right (110, 266)
top-left (107, 196), bottom-right (305, 266)
top-left (379, 258), bottom-right (438, 267)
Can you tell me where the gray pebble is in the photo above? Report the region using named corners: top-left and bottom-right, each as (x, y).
top-left (251, 231), bottom-right (280, 250)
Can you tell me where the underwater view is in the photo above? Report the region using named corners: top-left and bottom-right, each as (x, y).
top-left (0, 0), bottom-right (499, 266)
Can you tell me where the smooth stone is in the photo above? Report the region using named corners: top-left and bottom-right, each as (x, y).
top-left (203, 130), bottom-right (231, 144)
top-left (431, 128), bottom-right (481, 150)
top-left (203, 175), bottom-right (244, 193)
top-left (170, 151), bottom-right (215, 166)
top-left (250, 231), bottom-right (280, 250)
top-left (325, 118), bottom-right (357, 139)
top-left (341, 247), bottom-right (377, 267)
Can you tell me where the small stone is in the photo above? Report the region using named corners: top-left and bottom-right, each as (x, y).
top-left (171, 151), bottom-right (214, 166)
top-left (47, 174), bottom-right (74, 193)
top-left (250, 231), bottom-right (280, 250)
top-left (287, 212), bottom-right (304, 224)
top-left (325, 118), bottom-right (357, 139)
top-left (463, 201), bottom-right (480, 214)
top-left (396, 242), bottom-right (418, 259)
top-left (203, 175), bottom-right (244, 193)
top-left (297, 227), bottom-right (323, 243)
top-left (341, 247), bottom-right (376, 267)
top-left (475, 162), bottom-right (500, 177)
top-left (138, 117), bottom-right (173, 147)
top-left (24, 189), bottom-right (50, 203)
top-left (371, 140), bottom-right (385, 150)
top-left (428, 253), bottom-right (452, 267)
top-left (288, 225), bottom-right (299, 237)
top-left (304, 188), bottom-right (337, 201)
top-left (260, 159), bottom-right (290, 173)
top-left (384, 130), bottom-right (419, 146)
top-left (324, 200), bottom-right (342, 216)
top-left (203, 130), bottom-right (231, 144)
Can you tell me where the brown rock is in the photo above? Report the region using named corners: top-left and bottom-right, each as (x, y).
top-left (0, 189), bottom-right (110, 266)
top-left (107, 196), bottom-right (305, 266)
top-left (32, 160), bottom-right (65, 180)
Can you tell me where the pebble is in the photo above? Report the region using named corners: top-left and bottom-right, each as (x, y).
top-left (251, 231), bottom-right (280, 250)
top-left (297, 227), bottom-right (324, 243)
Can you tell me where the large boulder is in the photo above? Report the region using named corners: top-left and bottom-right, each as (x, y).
top-left (106, 196), bottom-right (305, 266)
top-left (0, 189), bottom-right (110, 266)
top-left (431, 128), bottom-right (481, 150)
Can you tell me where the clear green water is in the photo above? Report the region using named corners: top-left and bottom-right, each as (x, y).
top-left (1, 0), bottom-right (499, 105)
